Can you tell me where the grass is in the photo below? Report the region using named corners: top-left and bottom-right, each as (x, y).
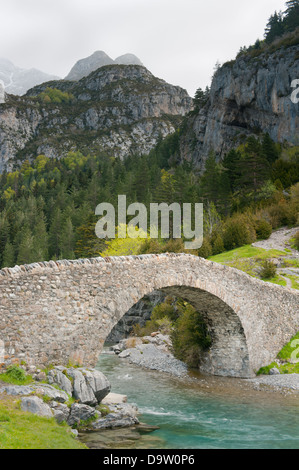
top-left (257, 362), bottom-right (299, 375)
top-left (0, 396), bottom-right (87, 449)
top-left (0, 365), bottom-right (87, 449)
top-left (0, 366), bottom-right (33, 386)
top-left (209, 245), bottom-right (287, 264)
top-left (208, 245), bottom-right (288, 285)
top-left (257, 332), bottom-right (299, 376)
top-left (263, 275), bottom-right (287, 287)
top-left (277, 332), bottom-right (299, 362)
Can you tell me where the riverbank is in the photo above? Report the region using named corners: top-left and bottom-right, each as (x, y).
top-left (0, 364), bottom-right (158, 449)
top-left (110, 334), bottom-right (299, 396)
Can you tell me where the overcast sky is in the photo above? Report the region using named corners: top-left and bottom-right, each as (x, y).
top-left (0, 0), bottom-right (287, 97)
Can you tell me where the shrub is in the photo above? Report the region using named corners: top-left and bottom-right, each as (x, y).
top-left (211, 233), bottom-right (225, 255)
top-left (171, 305), bottom-right (211, 368)
top-left (260, 260), bottom-right (277, 279)
top-left (268, 199), bottom-right (295, 228)
top-left (294, 232), bottom-right (299, 251)
top-left (38, 87), bottom-right (74, 104)
top-left (254, 219), bottom-right (272, 240)
top-left (222, 214), bottom-right (256, 251)
top-left (198, 238), bottom-right (213, 259)
top-left (0, 365), bottom-right (28, 384)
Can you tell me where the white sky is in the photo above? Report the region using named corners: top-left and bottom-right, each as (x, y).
top-left (0, 0), bottom-right (287, 97)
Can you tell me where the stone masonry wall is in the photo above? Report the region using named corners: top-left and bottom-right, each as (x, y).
top-left (0, 253), bottom-right (298, 378)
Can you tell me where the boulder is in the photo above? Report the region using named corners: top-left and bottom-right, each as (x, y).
top-left (47, 368), bottom-right (73, 396)
top-left (91, 403), bottom-right (139, 430)
top-left (21, 396), bottom-right (53, 418)
top-left (269, 367), bottom-right (280, 375)
top-left (33, 384), bottom-right (69, 403)
top-left (67, 403), bottom-right (100, 427)
top-left (50, 401), bottom-right (70, 424)
top-left (79, 368), bottom-right (111, 403)
top-left (67, 368), bottom-right (97, 406)
top-left (102, 393), bottom-right (127, 405)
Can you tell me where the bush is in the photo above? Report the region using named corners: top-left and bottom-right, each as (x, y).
top-left (268, 199), bottom-right (295, 228)
top-left (260, 260), bottom-right (277, 279)
top-left (254, 219), bottom-right (272, 240)
top-left (0, 365), bottom-right (28, 384)
top-left (38, 87), bottom-right (74, 104)
top-left (222, 214), bottom-right (256, 251)
top-left (294, 232), bottom-right (299, 251)
top-left (171, 304), bottom-right (211, 368)
top-left (198, 238), bottom-right (213, 259)
top-left (211, 233), bottom-right (225, 255)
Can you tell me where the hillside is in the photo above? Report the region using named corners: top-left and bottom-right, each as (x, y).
top-left (0, 65), bottom-right (192, 172)
top-left (178, 33), bottom-right (299, 170)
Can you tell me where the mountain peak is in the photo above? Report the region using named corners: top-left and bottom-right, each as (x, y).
top-left (114, 53), bottom-right (143, 66)
top-left (65, 51), bottom-right (144, 81)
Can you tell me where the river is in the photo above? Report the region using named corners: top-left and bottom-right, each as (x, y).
top-left (79, 349), bottom-right (299, 450)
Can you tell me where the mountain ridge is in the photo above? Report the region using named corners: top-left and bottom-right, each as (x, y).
top-left (65, 50), bottom-right (144, 81)
top-left (0, 58), bottom-right (60, 96)
top-left (0, 64), bottom-right (192, 172)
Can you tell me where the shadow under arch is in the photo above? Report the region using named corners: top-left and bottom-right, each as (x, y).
top-left (105, 284), bottom-right (251, 379)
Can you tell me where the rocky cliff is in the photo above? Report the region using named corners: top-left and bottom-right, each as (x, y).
top-left (179, 42), bottom-right (299, 170)
top-left (0, 65), bottom-right (192, 171)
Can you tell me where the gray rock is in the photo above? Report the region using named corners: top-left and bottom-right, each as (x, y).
top-left (269, 367), bottom-right (280, 375)
top-left (92, 416), bottom-right (138, 430)
top-left (118, 350), bottom-right (131, 359)
top-left (1, 385), bottom-right (33, 396)
top-left (65, 50), bottom-right (114, 81)
top-left (47, 368), bottom-right (73, 396)
top-left (50, 401), bottom-right (70, 424)
top-left (67, 368), bottom-right (97, 406)
top-left (78, 368), bottom-right (111, 403)
top-left (178, 44), bottom-right (299, 171)
top-left (118, 342), bottom-right (188, 377)
top-left (34, 371), bottom-right (47, 382)
top-left (67, 403), bottom-right (100, 427)
top-left (32, 384), bottom-right (69, 403)
top-left (107, 290), bottom-right (166, 342)
top-left (21, 396), bottom-right (53, 418)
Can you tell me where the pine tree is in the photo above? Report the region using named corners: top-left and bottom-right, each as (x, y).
top-left (2, 240), bottom-right (15, 268)
top-left (284, 0), bottom-right (299, 32)
top-left (48, 207), bottom-right (63, 259)
top-left (32, 216), bottom-right (49, 262)
top-left (264, 11), bottom-right (284, 43)
top-left (17, 227), bottom-right (34, 265)
top-left (237, 137), bottom-right (270, 201)
top-left (59, 217), bottom-right (75, 260)
top-left (262, 133), bottom-right (280, 164)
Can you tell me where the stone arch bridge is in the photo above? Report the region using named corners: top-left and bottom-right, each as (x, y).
top-left (0, 253), bottom-right (298, 378)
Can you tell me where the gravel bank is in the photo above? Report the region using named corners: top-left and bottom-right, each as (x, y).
top-left (111, 335), bottom-right (188, 378)
top-left (247, 374), bottom-right (299, 393)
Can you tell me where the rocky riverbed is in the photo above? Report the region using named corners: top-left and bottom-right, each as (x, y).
top-left (110, 333), bottom-right (188, 378)
top-left (110, 333), bottom-right (299, 396)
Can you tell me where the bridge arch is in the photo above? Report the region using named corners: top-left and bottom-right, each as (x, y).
top-left (0, 253), bottom-right (298, 378)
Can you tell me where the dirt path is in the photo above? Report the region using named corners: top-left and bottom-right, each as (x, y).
top-left (252, 226), bottom-right (299, 290)
top-left (252, 226), bottom-right (299, 257)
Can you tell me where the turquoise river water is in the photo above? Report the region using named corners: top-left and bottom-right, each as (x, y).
top-left (80, 350), bottom-right (299, 450)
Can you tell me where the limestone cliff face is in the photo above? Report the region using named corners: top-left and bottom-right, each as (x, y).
top-left (0, 65), bottom-right (192, 171)
top-left (179, 44), bottom-right (299, 170)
